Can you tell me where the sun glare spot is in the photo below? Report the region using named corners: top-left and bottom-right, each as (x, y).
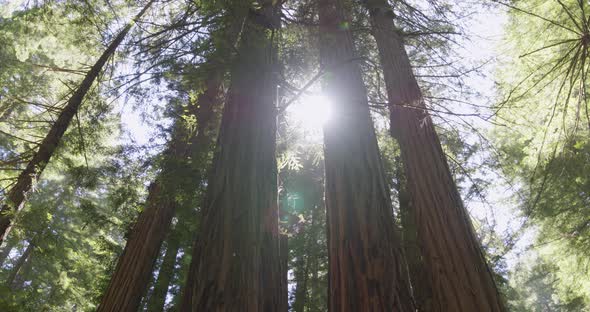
top-left (287, 94), bottom-right (332, 129)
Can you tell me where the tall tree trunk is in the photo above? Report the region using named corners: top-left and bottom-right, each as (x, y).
top-left (279, 234), bottom-right (289, 312)
top-left (292, 168), bottom-right (323, 312)
top-left (13, 250), bottom-right (33, 290)
top-left (0, 1), bottom-right (154, 243)
top-left (147, 233), bottom-right (181, 312)
top-left (179, 236), bottom-right (198, 311)
top-left (317, 0), bottom-right (415, 310)
top-left (395, 157), bottom-right (432, 311)
top-left (176, 17), bottom-right (246, 311)
top-left (96, 182), bottom-right (177, 312)
top-left (97, 58), bottom-right (223, 312)
top-left (6, 241), bottom-right (33, 288)
top-left (306, 196), bottom-right (325, 312)
top-left (180, 2), bottom-right (281, 311)
top-left (366, 1), bottom-right (505, 311)
top-left (292, 243), bottom-right (309, 312)
top-left (309, 253), bottom-right (322, 312)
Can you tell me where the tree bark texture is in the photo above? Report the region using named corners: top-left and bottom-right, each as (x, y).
top-left (366, 1), bottom-right (505, 311)
top-left (317, 0), bottom-right (415, 310)
top-left (395, 157), bottom-right (433, 311)
top-left (97, 58), bottom-right (223, 312)
top-left (0, 0), bottom-right (154, 243)
top-left (97, 182), bottom-right (177, 312)
top-left (147, 233), bottom-right (181, 312)
top-left (180, 2), bottom-right (281, 311)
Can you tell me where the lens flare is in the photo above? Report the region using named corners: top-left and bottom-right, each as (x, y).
top-left (287, 94), bottom-right (332, 129)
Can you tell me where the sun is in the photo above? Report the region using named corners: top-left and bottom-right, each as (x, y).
top-left (286, 94), bottom-right (333, 129)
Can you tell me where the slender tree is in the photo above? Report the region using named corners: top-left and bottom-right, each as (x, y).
top-left (279, 234), bottom-right (289, 312)
top-left (365, 0), bottom-right (505, 310)
top-left (180, 1), bottom-right (282, 310)
top-left (97, 184), bottom-right (176, 311)
top-left (97, 58), bottom-right (224, 311)
top-left (0, 0), bottom-right (155, 243)
top-left (394, 157), bottom-right (432, 311)
top-left (317, 0), bottom-right (415, 310)
top-left (0, 238), bottom-right (16, 267)
top-left (289, 165), bottom-right (324, 312)
top-left (279, 149), bottom-right (328, 312)
top-left (5, 241), bottom-right (33, 288)
top-left (147, 231), bottom-right (181, 312)
top-left (291, 201), bottom-right (323, 312)
top-left (292, 243), bottom-right (310, 312)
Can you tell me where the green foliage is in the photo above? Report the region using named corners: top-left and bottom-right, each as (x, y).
top-left (279, 151), bottom-right (328, 312)
top-left (506, 250), bottom-right (588, 311)
top-left (0, 153), bottom-right (149, 310)
top-left (0, 0), bottom-right (154, 310)
top-left (1, 0), bottom-right (588, 310)
top-left (493, 0), bottom-right (590, 308)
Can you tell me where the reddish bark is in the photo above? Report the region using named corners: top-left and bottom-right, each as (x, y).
top-left (366, 1), bottom-right (505, 310)
top-left (317, 0), bottom-right (415, 310)
top-left (97, 63), bottom-right (223, 312)
top-left (395, 158), bottom-right (433, 311)
top-left (180, 2), bottom-right (281, 311)
top-left (147, 233), bottom-right (181, 312)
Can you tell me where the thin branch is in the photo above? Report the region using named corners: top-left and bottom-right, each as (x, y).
top-left (555, 0), bottom-right (584, 33)
top-left (493, 0), bottom-right (581, 35)
top-left (0, 129), bottom-right (41, 146)
top-left (519, 38), bottom-right (579, 59)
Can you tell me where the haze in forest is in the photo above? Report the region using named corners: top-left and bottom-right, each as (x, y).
top-left (0, 0), bottom-right (589, 311)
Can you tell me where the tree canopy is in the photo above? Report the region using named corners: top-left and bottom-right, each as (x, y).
top-left (0, 0), bottom-right (589, 311)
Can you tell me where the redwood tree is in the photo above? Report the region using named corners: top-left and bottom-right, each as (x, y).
top-left (317, 0), bottom-right (414, 310)
top-left (279, 234), bottom-right (289, 312)
top-left (180, 1), bottom-right (282, 310)
top-left (394, 157), bottom-right (433, 311)
top-left (97, 59), bottom-right (224, 311)
top-left (147, 229), bottom-right (181, 312)
top-left (0, 0), bottom-right (154, 243)
top-left (365, 0), bottom-right (505, 310)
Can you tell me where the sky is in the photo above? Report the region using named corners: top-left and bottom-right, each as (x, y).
top-left (442, 3), bottom-right (538, 267)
